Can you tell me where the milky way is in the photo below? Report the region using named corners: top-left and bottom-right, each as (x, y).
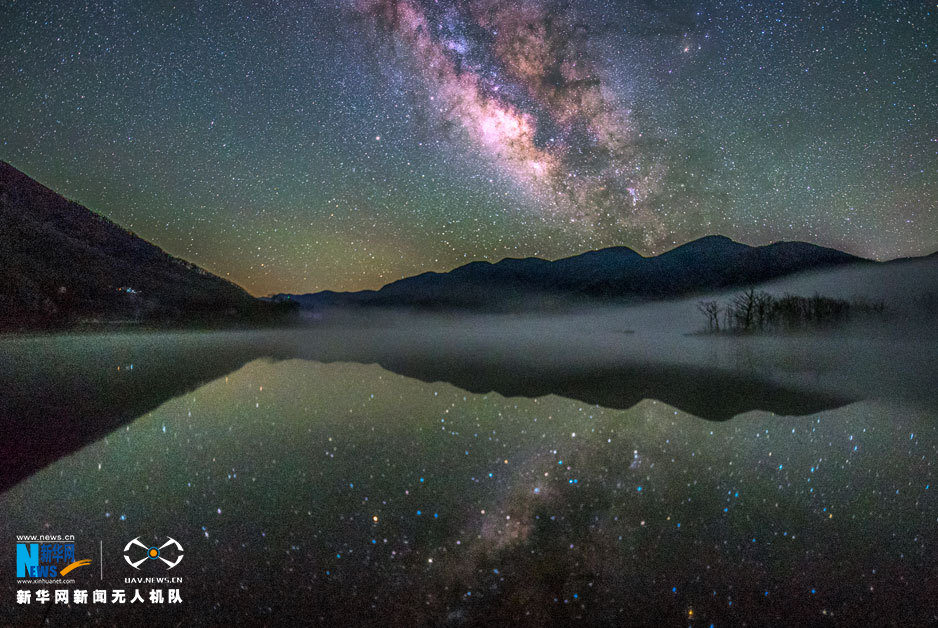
top-left (358, 0), bottom-right (667, 245)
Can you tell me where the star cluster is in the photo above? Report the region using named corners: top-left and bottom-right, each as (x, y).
top-left (0, 1), bottom-right (935, 294)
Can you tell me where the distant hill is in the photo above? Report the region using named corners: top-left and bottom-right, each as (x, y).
top-left (0, 161), bottom-right (290, 330)
top-left (278, 235), bottom-right (872, 311)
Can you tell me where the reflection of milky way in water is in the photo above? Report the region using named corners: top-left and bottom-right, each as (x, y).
top-left (357, 0), bottom-right (665, 244)
top-left (0, 357), bottom-right (936, 626)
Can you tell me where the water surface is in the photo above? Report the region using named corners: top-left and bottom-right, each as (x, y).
top-left (1, 329), bottom-right (935, 625)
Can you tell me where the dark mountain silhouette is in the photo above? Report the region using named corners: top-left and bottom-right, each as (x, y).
top-left (0, 161), bottom-right (292, 330)
top-left (279, 235), bottom-right (870, 311)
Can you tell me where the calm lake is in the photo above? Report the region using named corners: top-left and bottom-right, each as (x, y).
top-left (1, 328), bottom-right (935, 625)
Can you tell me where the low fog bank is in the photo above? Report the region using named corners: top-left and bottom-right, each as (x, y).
top-left (542, 256), bottom-right (938, 337)
top-left (306, 257), bottom-right (938, 335)
top-left (275, 258), bottom-right (938, 411)
top-left (276, 313), bottom-right (935, 409)
top-left (2, 258), bottom-right (934, 425)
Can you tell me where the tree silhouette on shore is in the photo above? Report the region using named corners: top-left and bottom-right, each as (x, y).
top-left (698, 290), bottom-right (886, 333)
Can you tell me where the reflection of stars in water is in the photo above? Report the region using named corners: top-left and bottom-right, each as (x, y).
top-left (3, 358), bottom-right (936, 625)
top-left (629, 449), bottom-right (642, 469)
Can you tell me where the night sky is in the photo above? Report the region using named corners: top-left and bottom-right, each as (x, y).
top-left (1, 1), bottom-right (935, 296)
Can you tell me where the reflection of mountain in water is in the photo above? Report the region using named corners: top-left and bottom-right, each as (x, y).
top-left (0, 333), bottom-right (290, 493)
top-left (364, 357), bottom-right (854, 422)
top-left (0, 331), bottom-right (858, 493)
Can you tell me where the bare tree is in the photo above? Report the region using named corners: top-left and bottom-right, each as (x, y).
top-left (732, 287), bottom-right (758, 331)
top-left (697, 300), bottom-right (722, 332)
top-left (754, 291), bottom-right (774, 330)
top-left (720, 291), bottom-right (857, 332)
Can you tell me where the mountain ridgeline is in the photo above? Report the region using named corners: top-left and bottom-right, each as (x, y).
top-left (2, 159), bottom-right (908, 323)
top-left (0, 161), bottom-right (293, 331)
top-left (278, 236), bottom-right (870, 311)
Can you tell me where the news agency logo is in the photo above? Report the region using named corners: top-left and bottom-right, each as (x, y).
top-left (123, 537), bottom-right (184, 570)
top-left (16, 536), bottom-right (91, 579)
